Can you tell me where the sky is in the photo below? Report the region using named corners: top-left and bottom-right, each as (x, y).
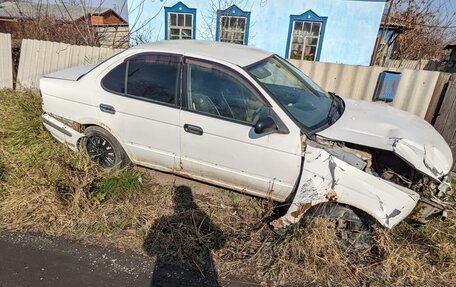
top-left (72, 0), bottom-right (129, 21)
top-left (432, 0), bottom-right (456, 26)
top-left (95, 0), bottom-right (128, 21)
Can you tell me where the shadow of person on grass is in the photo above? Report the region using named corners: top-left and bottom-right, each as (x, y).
top-left (144, 185), bottom-right (225, 287)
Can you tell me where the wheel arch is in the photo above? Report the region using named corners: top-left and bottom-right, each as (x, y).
top-left (78, 123), bottom-right (134, 162)
top-left (305, 200), bottom-right (381, 228)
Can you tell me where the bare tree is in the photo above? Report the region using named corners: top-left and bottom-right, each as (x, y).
top-left (0, 0), bottom-right (131, 47)
top-left (385, 0), bottom-right (456, 61)
top-left (127, 0), bottom-right (167, 45)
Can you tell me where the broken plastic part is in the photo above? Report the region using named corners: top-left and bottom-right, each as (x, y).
top-left (408, 197), bottom-right (446, 224)
top-left (313, 139), bottom-right (372, 171)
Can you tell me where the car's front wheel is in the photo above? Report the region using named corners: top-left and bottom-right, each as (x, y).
top-left (304, 203), bottom-right (379, 250)
top-left (82, 126), bottom-right (130, 169)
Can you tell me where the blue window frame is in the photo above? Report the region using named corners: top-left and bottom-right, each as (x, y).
top-left (164, 2), bottom-right (197, 40)
top-left (285, 10), bottom-right (327, 61)
top-left (216, 5), bottom-right (251, 45)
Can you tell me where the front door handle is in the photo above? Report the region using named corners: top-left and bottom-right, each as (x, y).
top-left (184, 124), bottom-right (203, 136)
top-left (100, 104), bottom-right (115, 114)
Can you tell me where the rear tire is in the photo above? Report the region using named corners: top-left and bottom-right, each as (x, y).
top-left (304, 203), bottom-right (378, 250)
top-left (82, 126), bottom-right (130, 170)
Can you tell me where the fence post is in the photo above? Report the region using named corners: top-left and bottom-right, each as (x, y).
top-left (0, 33), bottom-right (13, 89)
top-left (425, 72), bottom-right (451, 124)
top-left (433, 74), bottom-right (456, 172)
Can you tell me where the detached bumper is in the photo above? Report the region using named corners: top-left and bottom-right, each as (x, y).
top-left (42, 113), bottom-right (84, 151)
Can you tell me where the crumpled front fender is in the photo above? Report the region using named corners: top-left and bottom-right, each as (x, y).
top-left (392, 138), bottom-right (451, 180)
top-left (272, 145), bottom-right (420, 229)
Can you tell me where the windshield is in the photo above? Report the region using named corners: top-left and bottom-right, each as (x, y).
top-left (247, 56), bottom-right (335, 131)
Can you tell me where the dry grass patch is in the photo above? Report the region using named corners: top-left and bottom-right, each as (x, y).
top-left (0, 89), bottom-right (455, 286)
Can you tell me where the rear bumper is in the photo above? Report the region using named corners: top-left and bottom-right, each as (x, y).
top-left (41, 113), bottom-right (84, 151)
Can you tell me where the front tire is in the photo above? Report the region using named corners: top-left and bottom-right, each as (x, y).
top-left (304, 203), bottom-right (378, 250)
top-left (82, 126), bottom-right (130, 169)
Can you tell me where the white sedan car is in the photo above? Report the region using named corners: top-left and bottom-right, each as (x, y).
top-left (40, 41), bottom-right (453, 241)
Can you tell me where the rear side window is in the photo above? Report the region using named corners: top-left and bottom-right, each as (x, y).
top-left (102, 62), bottom-right (126, 94)
top-left (126, 55), bottom-right (179, 104)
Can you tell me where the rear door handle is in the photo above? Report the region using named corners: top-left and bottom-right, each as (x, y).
top-left (184, 124), bottom-right (203, 136)
top-left (100, 104), bottom-right (115, 114)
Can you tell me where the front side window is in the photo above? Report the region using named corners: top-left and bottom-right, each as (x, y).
top-left (216, 5), bottom-right (251, 45)
top-left (126, 55), bottom-right (179, 104)
top-left (186, 62), bottom-right (267, 124)
top-left (248, 56), bottom-right (336, 130)
top-left (165, 2), bottom-right (196, 40)
top-left (286, 10), bottom-right (327, 61)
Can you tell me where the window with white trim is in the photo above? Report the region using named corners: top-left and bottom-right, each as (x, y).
top-left (219, 16), bottom-right (247, 45)
top-left (168, 12), bottom-right (194, 40)
top-left (216, 5), bottom-right (250, 45)
top-left (289, 21), bottom-right (322, 61)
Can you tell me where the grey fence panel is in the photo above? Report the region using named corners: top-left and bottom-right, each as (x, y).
top-left (0, 33), bottom-right (13, 89)
top-left (17, 39), bottom-right (124, 89)
top-left (289, 60), bottom-right (441, 118)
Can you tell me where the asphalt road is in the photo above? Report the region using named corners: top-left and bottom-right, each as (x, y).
top-left (0, 231), bottom-right (258, 287)
top-left (0, 231), bottom-right (153, 287)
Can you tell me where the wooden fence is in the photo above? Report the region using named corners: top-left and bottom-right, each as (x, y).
top-left (433, 74), bottom-right (456, 172)
top-left (386, 59), bottom-right (444, 71)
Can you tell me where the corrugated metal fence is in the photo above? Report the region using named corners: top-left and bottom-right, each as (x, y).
top-left (289, 60), bottom-right (441, 119)
top-left (0, 33), bottom-right (13, 89)
top-left (17, 39), bottom-right (123, 89)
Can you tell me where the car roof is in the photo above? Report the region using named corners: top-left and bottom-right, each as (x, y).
top-left (131, 40), bottom-right (273, 67)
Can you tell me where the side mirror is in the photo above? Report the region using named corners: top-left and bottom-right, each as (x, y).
top-left (254, 116), bottom-right (278, 134)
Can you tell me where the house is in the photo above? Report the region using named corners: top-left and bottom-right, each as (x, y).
top-left (444, 41), bottom-right (456, 73)
top-left (0, 1), bottom-right (129, 48)
top-left (127, 0), bottom-right (388, 66)
top-left (371, 21), bottom-right (406, 66)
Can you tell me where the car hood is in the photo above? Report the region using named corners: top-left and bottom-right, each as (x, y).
top-left (317, 99), bottom-right (453, 181)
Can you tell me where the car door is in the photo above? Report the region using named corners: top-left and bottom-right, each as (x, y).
top-left (97, 53), bottom-right (182, 172)
top-left (179, 58), bottom-right (302, 201)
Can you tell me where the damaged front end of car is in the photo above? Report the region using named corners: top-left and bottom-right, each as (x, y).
top-left (271, 135), bottom-right (453, 233)
top-left (340, 140), bottom-right (453, 224)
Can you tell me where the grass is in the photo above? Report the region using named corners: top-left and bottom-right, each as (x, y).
top-left (0, 89), bottom-right (455, 286)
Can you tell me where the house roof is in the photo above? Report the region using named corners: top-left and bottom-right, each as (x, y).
top-left (133, 40), bottom-right (273, 67)
top-left (380, 20), bottom-right (408, 31)
top-left (444, 41), bottom-right (456, 50)
top-left (0, 1), bottom-right (126, 23)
